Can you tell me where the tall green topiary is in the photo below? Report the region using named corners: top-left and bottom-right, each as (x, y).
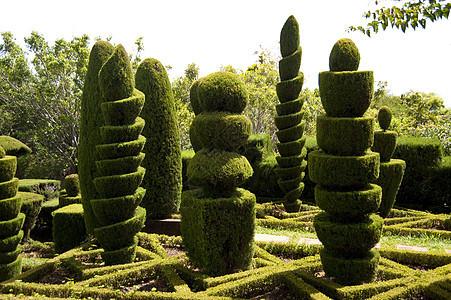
top-left (135, 58), bottom-right (182, 219)
top-left (372, 106), bottom-right (406, 218)
top-left (59, 174), bottom-right (81, 207)
top-left (274, 15), bottom-right (307, 213)
top-left (0, 145), bottom-right (24, 281)
top-left (181, 71), bottom-right (256, 276)
top-left (79, 41), bottom-right (114, 234)
top-left (309, 38), bottom-right (383, 285)
top-left (92, 45), bottom-right (146, 265)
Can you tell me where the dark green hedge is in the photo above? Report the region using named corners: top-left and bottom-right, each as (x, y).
top-left (101, 236), bottom-right (138, 266)
top-left (190, 112), bottom-right (252, 151)
top-left (78, 40), bottom-right (114, 234)
top-left (180, 188), bottom-right (256, 276)
top-left (274, 110), bottom-right (304, 130)
top-left (0, 156), bottom-right (17, 182)
top-left (277, 136), bottom-right (306, 157)
top-left (279, 47), bottom-right (301, 81)
top-left (0, 136), bottom-right (32, 157)
top-left (0, 255), bottom-right (22, 282)
top-left (96, 135), bottom-right (146, 160)
top-left (280, 15), bottom-right (300, 58)
top-left (0, 230), bottom-right (23, 253)
top-left (318, 71), bottom-right (373, 117)
top-left (52, 204), bottom-right (86, 253)
top-left (276, 120), bottom-right (305, 143)
top-left (0, 178), bottom-right (18, 199)
top-left (0, 213), bottom-right (25, 238)
top-left (136, 57), bottom-right (182, 219)
top-left (373, 131), bottom-right (398, 162)
top-left (0, 194), bottom-right (22, 221)
top-left (329, 38), bottom-right (360, 72)
top-left (189, 79), bottom-right (203, 115)
top-left (64, 174), bottom-right (80, 197)
top-left (93, 167), bottom-right (145, 199)
top-left (316, 115), bottom-right (374, 156)
top-left (101, 89), bottom-right (145, 126)
top-left (95, 152), bottom-right (145, 177)
top-left (276, 98), bottom-right (304, 116)
top-left (276, 74), bottom-right (304, 102)
top-left (237, 134), bottom-right (272, 165)
top-left (19, 192), bottom-right (44, 241)
top-left (308, 150), bottom-right (380, 187)
top-left (100, 116), bottom-right (145, 144)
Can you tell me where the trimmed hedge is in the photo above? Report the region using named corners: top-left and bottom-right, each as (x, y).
top-left (52, 204), bottom-right (87, 253)
top-left (136, 57), bottom-right (182, 219)
top-left (329, 38), bottom-right (360, 72)
top-left (373, 131), bottom-right (398, 162)
top-left (78, 40), bottom-right (114, 234)
top-left (180, 188), bottom-right (256, 276)
top-left (19, 192), bottom-right (44, 241)
top-left (0, 136), bottom-right (32, 157)
top-left (96, 135), bottom-right (146, 160)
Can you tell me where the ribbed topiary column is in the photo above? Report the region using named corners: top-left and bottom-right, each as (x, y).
top-left (309, 38), bottom-right (383, 285)
top-left (274, 15), bottom-right (307, 213)
top-left (372, 106), bottom-right (406, 218)
top-left (79, 41), bottom-right (114, 234)
top-left (135, 58), bottom-right (182, 219)
top-left (91, 45), bottom-right (147, 265)
top-left (181, 71), bottom-right (256, 276)
top-left (0, 145), bottom-right (25, 281)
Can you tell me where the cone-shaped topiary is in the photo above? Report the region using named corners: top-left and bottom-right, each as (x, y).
top-left (0, 145), bottom-right (24, 281)
top-left (135, 58), bottom-right (182, 219)
top-left (181, 71), bottom-right (256, 276)
top-left (79, 40), bottom-right (114, 234)
top-left (310, 38), bottom-right (383, 285)
top-left (372, 106), bottom-right (406, 218)
top-left (59, 174), bottom-right (81, 207)
top-left (92, 45), bottom-right (146, 265)
top-left (274, 15), bottom-right (307, 213)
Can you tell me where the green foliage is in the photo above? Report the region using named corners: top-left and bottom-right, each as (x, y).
top-left (18, 192), bottom-right (43, 241)
top-left (0, 136), bottom-right (31, 157)
top-left (98, 45), bottom-right (134, 102)
top-left (373, 131), bottom-right (398, 162)
top-left (280, 15), bottom-right (300, 58)
top-left (0, 178), bottom-right (19, 199)
top-left (52, 204), bottom-right (86, 253)
top-left (64, 174), bottom-right (80, 197)
top-left (378, 106), bottom-right (393, 131)
top-left (0, 255), bottom-right (22, 282)
top-left (350, 0), bottom-right (451, 36)
top-left (180, 188), bottom-right (256, 276)
top-left (0, 195), bottom-right (22, 221)
top-left (319, 71), bottom-right (374, 117)
top-left (329, 38), bottom-right (360, 72)
top-left (101, 89), bottom-right (145, 126)
top-left (0, 32), bottom-right (90, 179)
top-left (79, 40), bottom-right (114, 234)
top-left (135, 57), bottom-right (182, 219)
top-left (94, 167), bottom-right (145, 199)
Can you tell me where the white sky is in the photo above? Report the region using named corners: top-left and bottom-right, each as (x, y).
top-left (2, 0), bottom-right (451, 107)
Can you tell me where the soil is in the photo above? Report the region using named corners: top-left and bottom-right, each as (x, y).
top-left (164, 246), bottom-right (186, 257)
top-left (251, 286), bottom-right (298, 300)
top-left (122, 279), bottom-right (169, 293)
top-left (38, 267), bottom-right (74, 284)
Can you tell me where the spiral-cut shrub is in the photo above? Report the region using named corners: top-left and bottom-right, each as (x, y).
top-left (92, 45), bottom-right (146, 265)
top-left (0, 145), bottom-right (24, 281)
top-left (274, 15), bottom-right (307, 213)
top-left (181, 71), bottom-right (256, 276)
top-left (79, 41), bottom-right (114, 234)
top-left (135, 58), bottom-right (182, 219)
top-left (309, 38), bottom-right (383, 285)
top-left (372, 106), bottom-right (406, 218)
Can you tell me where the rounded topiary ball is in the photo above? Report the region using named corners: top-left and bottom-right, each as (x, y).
top-left (65, 174), bottom-right (80, 197)
top-left (197, 71), bottom-right (248, 113)
top-left (378, 106), bottom-right (393, 131)
top-left (0, 146), bottom-right (5, 159)
top-left (329, 38), bottom-right (360, 72)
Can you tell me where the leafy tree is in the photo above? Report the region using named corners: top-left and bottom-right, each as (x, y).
top-left (350, 0), bottom-right (451, 36)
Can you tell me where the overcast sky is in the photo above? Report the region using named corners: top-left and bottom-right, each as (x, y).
top-left (2, 0), bottom-right (450, 107)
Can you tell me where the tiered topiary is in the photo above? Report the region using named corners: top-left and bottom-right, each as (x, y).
top-left (372, 106), bottom-right (406, 218)
top-left (188, 78), bottom-right (204, 152)
top-left (0, 145), bottom-right (24, 281)
top-left (59, 174), bottom-right (81, 207)
top-left (91, 45), bottom-right (147, 265)
top-left (274, 16), bottom-right (307, 213)
top-left (135, 58), bottom-right (182, 219)
top-left (309, 38), bottom-right (383, 285)
top-left (79, 40), bottom-right (115, 234)
top-left (181, 71), bottom-right (256, 276)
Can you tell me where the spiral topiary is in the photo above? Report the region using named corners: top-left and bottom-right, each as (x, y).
top-left (135, 58), bottom-right (182, 219)
top-left (309, 38), bottom-right (383, 285)
top-left (372, 106), bottom-right (406, 218)
top-left (92, 45), bottom-right (146, 265)
top-left (274, 15), bottom-right (307, 213)
top-left (79, 40), bottom-right (115, 234)
top-left (181, 71), bottom-right (256, 276)
top-left (0, 145), bottom-right (24, 281)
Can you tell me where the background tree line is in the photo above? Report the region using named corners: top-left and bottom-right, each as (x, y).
top-left (1, 31), bottom-right (450, 181)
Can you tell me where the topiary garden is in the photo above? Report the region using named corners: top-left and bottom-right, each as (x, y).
top-left (0, 16), bottom-right (450, 300)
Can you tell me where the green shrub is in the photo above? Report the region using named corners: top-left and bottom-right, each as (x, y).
top-left (0, 230), bottom-right (23, 253)
top-left (95, 152), bottom-right (145, 177)
top-left (96, 135), bottom-right (146, 160)
top-left (0, 178), bottom-right (18, 199)
top-left (18, 179), bottom-right (60, 200)
top-left (0, 136), bottom-right (32, 157)
top-left (189, 78), bottom-right (203, 115)
top-left (276, 75), bottom-right (304, 102)
top-left (64, 174), bottom-right (80, 197)
top-left (276, 98), bottom-right (304, 116)
top-left (181, 150), bottom-right (195, 191)
top-left (276, 121), bottom-right (305, 143)
top-left (316, 115), bottom-right (374, 156)
top-left (280, 15), bottom-right (300, 58)
top-left (93, 167), bottom-right (145, 199)
top-left (329, 38), bottom-right (360, 72)
top-left (0, 156), bottom-right (17, 182)
top-left (99, 117), bottom-right (145, 144)
top-left (52, 204), bottom-right (86, 253)
top-left (0, 244), bottom-right (21, 264)
top-left (0, 194), bottom-right (22, 221)
top-left (135, 57), bottom-right (182, 219)
top-left (19, 192), bottom-right (44, 241)
top-left (101, 236), bottom-right (138, 266)
top-left (237, 134), bottom-right (272, 165)
top-left (78, 40), bottom-right (114, 234)
top-left (0, 213), bottom-right (25, 238)
top-left (101, 89), bottom-right (145, 126)
top-left (277, 136), bottom-right (306, 157)
top-left (0, 255), bottom-right (22, 282)
top-left (180, 188), bottom-right (255, 276)
top-left (279, 47), bottom-right (302, 81)
top-left (378, 106), bottom-right (392, 131)
top-left (319, 71), bottom-right (373, 117)
top-left (373, 131), bottom-right (398, 162)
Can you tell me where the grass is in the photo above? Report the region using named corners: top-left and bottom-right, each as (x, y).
top-left (256, 225), bottom-right (451, 253)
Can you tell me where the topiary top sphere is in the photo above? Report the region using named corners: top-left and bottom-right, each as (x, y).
top-left (0, 146), bottom-right (5, 159)
top-left (65, 174), bottom-right (80, 197)
top-left (329, 38), bottom-right (360, 72)
top-left (378, 106), bottom-right (393, 131)
top-left (197, 71), bottom-right (248, 113)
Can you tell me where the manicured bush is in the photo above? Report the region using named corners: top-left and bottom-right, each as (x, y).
top-left (378, 106), bottom-right (392, 131)
top-left (19, 192), bottom-right (44, 241)
top-left (91, 44), bottom-right (147, 265)
top-left (0, 136), bottom-right (32, 157)
top-left (135, 57), bottom-right (182, 219)
top-left (78, 40), bottom-right (114, 234)
top-left (181, 71), bottom-right (256, 276)
top-left (52, 204), bottom-right (87, 253)
top-left (64, 174), bottom-right (80, 197)
top-left (189, 78), bottom-right (204, 116)
top-left (329, 38), bottom-right (360, 72)
top-left (373, 131), bottom-right (398, 162)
